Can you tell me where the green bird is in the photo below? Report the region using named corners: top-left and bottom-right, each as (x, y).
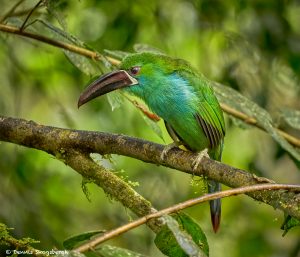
top-left (78, 52), bottom-right (225, 232)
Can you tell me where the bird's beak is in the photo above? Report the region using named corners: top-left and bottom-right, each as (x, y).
top-left (78, 70), bottom-right (138, 108)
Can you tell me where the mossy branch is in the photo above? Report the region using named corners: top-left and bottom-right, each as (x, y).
top-left (0, 223), bottom-right (47, 257)
top-left (0, 116), bottom-right (299, 223)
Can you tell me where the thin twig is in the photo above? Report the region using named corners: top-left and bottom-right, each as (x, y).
top-left (20, 0), bottom-right (43, 31)
top-left (75, 183), bottom-right (300, 253)
top-left (0, 24), bottom-right (299, 147)
top-left (0, 24), bottom-right (102, 60)
top-left (220, 103), bottom-right (300, 147)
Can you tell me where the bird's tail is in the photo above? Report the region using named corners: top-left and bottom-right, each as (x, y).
top-left (208, 142), bottom-right (223, 233)
top-left (208, 179), bottom-right (221, 233)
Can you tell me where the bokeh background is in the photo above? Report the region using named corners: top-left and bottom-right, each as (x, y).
top-left (0, 0), bottom-right (300, 256)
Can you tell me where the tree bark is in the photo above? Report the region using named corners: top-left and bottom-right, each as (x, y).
top-left (0, 115), bottom-right (299, 221)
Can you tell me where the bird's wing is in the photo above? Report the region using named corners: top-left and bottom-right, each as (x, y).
top-left (195, 101), bottom-right (225, 148)
top-left (174, 68), bottom-right (225, 149)
top-left (164, 120), bottom-right (192, 150)
top-left (194, 81), bottom-right (225, 149)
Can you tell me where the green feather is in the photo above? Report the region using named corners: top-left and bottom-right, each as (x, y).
top-left (120, 52), bottom-right (225, 232)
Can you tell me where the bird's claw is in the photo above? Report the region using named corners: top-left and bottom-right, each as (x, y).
top-left (160, 142), bottom-right (179, 161)
top-left (192, 148), bottom-right (209, 171)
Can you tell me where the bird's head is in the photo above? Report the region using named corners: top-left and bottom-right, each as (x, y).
top-left (78, 52), bottom-right (195, 107)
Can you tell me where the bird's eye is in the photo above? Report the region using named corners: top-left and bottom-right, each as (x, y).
top-left (129, 66), bottom-right (140, 76)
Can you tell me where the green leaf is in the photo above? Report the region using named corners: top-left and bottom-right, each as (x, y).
top-left (107, 91), bottom-right (124, 111)
top-left (45, 0), bottom-right (68, 30)
top-left (133, 44), bottom-right (165, 54)
top-left (213, 82), bottom-right (300, 161)
top-left (141, 112), bottom-right (164, 141)
top-left (155, 213), bottom-right (209, 257)
top-left (280, 108), bottom-right (300, 130)
top-left (63, 230), bottom-right (105, 250)
top-left (34, 19), bottom-right (100, 75)
top-left (95, 245), bottom-right (148, 257)
top-left (104, 49), bottom-right (129, 60)
top-left (281, 215), bottom-right (300, 236)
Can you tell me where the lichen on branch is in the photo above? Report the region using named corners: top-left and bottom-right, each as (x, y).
top-left (0, 115), bottom-right (299, 222)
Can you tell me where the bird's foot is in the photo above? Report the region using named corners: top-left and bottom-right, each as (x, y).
top-left (192, 148), bottom-right (209, 171)
top-left (160, 142), bottom-right (180, 161)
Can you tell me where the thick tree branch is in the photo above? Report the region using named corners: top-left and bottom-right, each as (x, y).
top-left (62, 149), bottom-right (160, 233)
top-left (0, 23), bottom-right (299, 148)
top-left (0, 116), bottom-right (299, 221)
top-left (75, 184), bottom-right (300, 253)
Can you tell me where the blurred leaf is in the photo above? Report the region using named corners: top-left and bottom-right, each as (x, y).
top-left (57, 103), bottom-right (76, 128)
top-left (155, 213), bottom-right (208, 257)
top-left (63, 230), bottom-right (105, 250)
top-left (281, 215), bottom-right (300, 237)
top-left (35, 19), bottom-right (99, 75)
top-left (141, 112), bottom-right (164, 141)
top-left (36, 19), bottom-right (84, 47)
top-left (64, 50), bottom-right (99, 76)
top-left (134, 44), bottom-right (164, 54)
top-left (95, 245), bottom-right (148, 257)
top-left (6, 17), bottom-right (38, 32)
top-left (104, 49), bottom-right (129, 60)
top-left (45, 0), bottom-right (68, 30)
top-left (280, 109), bottom-right (300, 130)
top-left (229, 116), bottom-right (253, 130)
top-left (213, 82), bottom-right (300, 161)
top-left (107, 91), bottom-right (124, 111)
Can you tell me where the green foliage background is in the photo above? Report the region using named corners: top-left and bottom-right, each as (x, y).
top-left (0, 0), bottom-right (300, 256)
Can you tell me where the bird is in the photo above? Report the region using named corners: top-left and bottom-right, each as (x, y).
top-left (78, 52), bottom-right (225, 232)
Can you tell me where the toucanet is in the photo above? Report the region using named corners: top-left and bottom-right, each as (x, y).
top-left (78, 52), bottom-right (225, 232)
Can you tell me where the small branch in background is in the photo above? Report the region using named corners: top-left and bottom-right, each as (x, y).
top-left (106, 56), bottom-right (121, 66)
top-left (0, 24), bottom-right (101, 60)
top-left (220, 103), bottom-right (300, 147)
top-left (20, 0), bottom-right (43, 31)
top-left (75, 184), bottom-right (300, 253)
top-left (0, 24), bottom-right (299, 147)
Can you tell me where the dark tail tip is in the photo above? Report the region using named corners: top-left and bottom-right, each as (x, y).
top-left (211, 212), bottom-right (221, 233)
top-left (208, 180), bottom-right (222, 233)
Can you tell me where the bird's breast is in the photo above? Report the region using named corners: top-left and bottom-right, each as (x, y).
top-left (145, 86), bottom-right (210, 151)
